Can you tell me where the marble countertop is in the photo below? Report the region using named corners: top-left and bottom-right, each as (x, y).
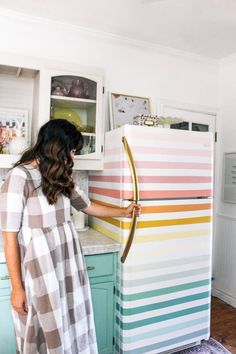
top-left (0, 227), bottom-right (120, 263)
top-left (78, 227), bottom-right (120, 255)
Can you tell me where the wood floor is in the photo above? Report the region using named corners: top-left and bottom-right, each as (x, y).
top-left (211, 296), bottom-right (236, 354)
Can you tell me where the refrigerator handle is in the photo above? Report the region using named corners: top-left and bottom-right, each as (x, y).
top-left (121, 136), bottom-right (140, 263)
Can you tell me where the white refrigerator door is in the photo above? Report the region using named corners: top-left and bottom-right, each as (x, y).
top-left (115, 198), bottom-right (212, 354)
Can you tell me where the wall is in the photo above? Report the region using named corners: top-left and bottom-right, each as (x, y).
top-left (212, 58), bottom-right (236, 306)
top-left (0, 9), bottom-right (218, 133)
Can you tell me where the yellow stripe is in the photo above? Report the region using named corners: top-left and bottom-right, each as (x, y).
top-left (89, 221), bottom-right (121, 242)
top-left (100, 216), bottom-right (212, 229)
top-left (138, 216), bottom-right (212, 228)
top-left (91, 219), bottom-right (210, 244)
top-left (134, 229), bottom-right (210, 243)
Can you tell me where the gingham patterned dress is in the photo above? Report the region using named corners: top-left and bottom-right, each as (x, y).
top-left (0, 164), bottom-right (98, 354)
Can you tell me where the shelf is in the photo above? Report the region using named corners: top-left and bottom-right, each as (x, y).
top-left (0, 64), bottom-right (38, 78)
top-left (81, 132), bottom-right (95, 137)
top-left (51, 96), bottom-right (96, 109)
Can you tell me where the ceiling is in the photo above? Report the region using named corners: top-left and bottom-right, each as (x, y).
top-left (0, 0), bottom-right (236, 59)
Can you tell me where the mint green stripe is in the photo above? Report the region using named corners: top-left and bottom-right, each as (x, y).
top-left (116, 303), bottom-right (210, 330)
top-left (123, 255), bottom-right (209, 273)
top-left (116, 328), bottom-right (209, 354)
top-left (122, 267), bottom-right (210, 287)
top-left (118, 316), bottom-right (209, 344)
top-left (117, 279), bottom-right (211, 301)
top-left (117, 291), bottom-right (210, 315)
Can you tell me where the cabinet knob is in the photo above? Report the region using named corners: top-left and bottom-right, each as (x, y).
top-left (0, 275), bottom-right (10, 280)
top-left (87, 266), bottom-right (95, 271)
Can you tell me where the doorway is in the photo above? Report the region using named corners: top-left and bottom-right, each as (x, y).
top-left (158, 100), bottom-right (216, 134)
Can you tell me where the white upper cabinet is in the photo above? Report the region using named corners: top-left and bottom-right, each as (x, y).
top-left (0, 54), bottom-right (104, 170)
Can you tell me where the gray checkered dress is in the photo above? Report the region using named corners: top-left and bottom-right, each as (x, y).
top-left (0, 164), bottom-right (98, 354)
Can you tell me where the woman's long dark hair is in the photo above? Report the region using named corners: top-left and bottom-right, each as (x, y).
top-left (14, 119), bottom-right (83, 205)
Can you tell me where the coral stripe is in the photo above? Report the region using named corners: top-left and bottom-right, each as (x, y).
top-left (89, 187), bottom-right (121, 199)
top-left (89, 187), bottom-right (212, 199)
top-left (142, 204), bottom-right (212, 213)
top-left (90, 175), bottom-right (212, 184)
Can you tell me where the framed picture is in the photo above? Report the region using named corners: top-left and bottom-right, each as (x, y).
top-left (222, 152), bottom-right (236, 203)
top-left (0, 108), bottom-right (29, 154)
top-left (109, 92), bottom-right (151, 130)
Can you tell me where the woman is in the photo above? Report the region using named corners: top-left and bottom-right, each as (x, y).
top-left (0, 119), bottom-right (141, 354)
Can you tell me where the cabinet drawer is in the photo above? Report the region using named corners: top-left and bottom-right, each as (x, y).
top-left (0, 263), bottom-right (11, 296)
top-left (85, 253), bottom-right (114, 278)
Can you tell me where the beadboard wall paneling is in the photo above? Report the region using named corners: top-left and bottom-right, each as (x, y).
top-left (212, 213), bottom-right (236, 307)
top-left (0, 73), bottom-right (35, 116)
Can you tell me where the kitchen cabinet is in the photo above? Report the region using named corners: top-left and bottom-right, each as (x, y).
top-left (85, 253), bottom-right (116, 354)
top-left (0, 54), bottom-right (104, 170)
top-left (0, 253), bottom-right (116, 354)
top-left (32, 66), bottom-right (104, 170)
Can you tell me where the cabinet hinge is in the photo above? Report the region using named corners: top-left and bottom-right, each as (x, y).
top-left (113, 286), bottom-right (116, 294)
top-left (215, 131), bottom-right (217, 142)
top-left (113, 337), bottom-right (115, 346)
top-left (101, 145), bottom-right (104, 153)
top-left (103, 86), bottom-right (105, 94)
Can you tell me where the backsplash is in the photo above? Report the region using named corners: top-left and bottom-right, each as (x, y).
top-left (0, 168), bottom-right (88, 190)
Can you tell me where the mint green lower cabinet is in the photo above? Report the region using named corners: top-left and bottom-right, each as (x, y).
top-left (0, 263), bottom-right (16, 354)
top-left (85, 253), bottom-right (117, 354)
top-left (90, 282), bottom-right (114, 354)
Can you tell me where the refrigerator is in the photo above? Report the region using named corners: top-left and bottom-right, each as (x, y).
top-left (89, 124), bottom-right (213, 354)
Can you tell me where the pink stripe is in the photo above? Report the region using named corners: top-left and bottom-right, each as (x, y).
top-left (90, 175), bottom-right (212, 184)
top-left (104, 161), bottom-right (212, 170)
top-left (106, 147), bottom-right (212, 157)
top-left (89, 187), bottom-right (213, 199)
top-left (90, 176), bottom-right (121, 183)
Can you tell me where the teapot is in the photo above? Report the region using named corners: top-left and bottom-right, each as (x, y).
top-left (68, 79), bottom-right (89, 99)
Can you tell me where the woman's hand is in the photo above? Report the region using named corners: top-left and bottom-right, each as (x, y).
top-left (11, 287), bottom-right (28, 315)
top-left (124, 203), bottom-right (142, 218)
top-left (83, 201), bottom-right (141, 218)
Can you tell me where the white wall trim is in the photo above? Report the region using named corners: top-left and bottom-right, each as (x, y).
top-left (212, 288), bottom-right (236, 308)
top-left (157, 98), bottom-right (219, 117)
top-left (0, 8), bottom-right (219, 65)
top-left (216, 213), bottom-right (236, 221)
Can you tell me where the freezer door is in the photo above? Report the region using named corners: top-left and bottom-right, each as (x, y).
top-left (89, 125), bottom-right (214, 201)
top-left (116, 198), bottom-right (212, 354)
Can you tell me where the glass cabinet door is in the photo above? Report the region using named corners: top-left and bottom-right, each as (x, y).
top-left (50, 75), bottom-right (98, 156)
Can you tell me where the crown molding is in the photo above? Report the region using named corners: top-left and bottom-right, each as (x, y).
top-left (0, 8), bottom-right (219, 65)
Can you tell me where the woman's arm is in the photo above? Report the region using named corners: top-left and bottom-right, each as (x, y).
top-left (2, 232), bottom-right (28, 315)
top-left (83, 201), bottom-right (141, 218)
